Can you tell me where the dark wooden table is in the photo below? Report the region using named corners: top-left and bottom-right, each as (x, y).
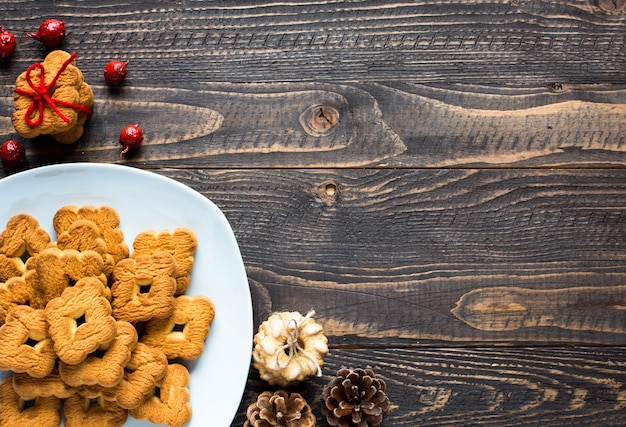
top-left (2, 1), bottom-right (626, 426)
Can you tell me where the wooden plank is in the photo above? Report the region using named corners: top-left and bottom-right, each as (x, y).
top-left (1, 82), bottom-right (625, 171)
top-left (365, 82), bottom-right (626, 167)
top-left (148, 168), bottom-right (626, 346)
top-left (0, 1), bottom-right (624, 86)
top-left (235, 347), bottom-right (626, 426)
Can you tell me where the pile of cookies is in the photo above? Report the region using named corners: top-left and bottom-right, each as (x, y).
top-left (0, 206), bottom-right (215, 427)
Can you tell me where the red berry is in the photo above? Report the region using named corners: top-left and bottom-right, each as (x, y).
top-left (25, 19), bottom-right (65, 48)
top-left (104, 60), bottom-right (128, 85)
top-left (119, 124), bottom-right (143, 160)
top-left (0, 26), bottom-right (16, 59)
top-left (1, 140), bottom-right (25, 167)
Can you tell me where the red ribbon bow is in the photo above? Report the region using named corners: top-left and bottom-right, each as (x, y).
top-left (14, 52), bottom-right (92, 127)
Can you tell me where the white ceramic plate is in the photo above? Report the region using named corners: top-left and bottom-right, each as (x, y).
top-left (0, 163), bottom-right (252, 427)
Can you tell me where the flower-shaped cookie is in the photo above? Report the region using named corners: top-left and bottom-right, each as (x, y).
top-left (0, 377), bottom-right (62, 427)
top-left (0, 275), bottom-right (36, 325)
top-left (0, 214), bottom-right (50, 281)
top-left (0, 214), bottom-right (51, 258)
top-left (0, 305), bottom-right (56, 380)
top-left (45, 277), bottom-right (116, 365)
top-left (129, 363), bottom-right (192, 427)
top-left (0, 305), bottom-right (56, 378)
top-left (32, 246), bottom-right (107, 307)
top-left (13, 369), bottom-right (76, 400)
top-left (0, 255), bottom-right (23, 282)
top-left (140, 294), bottom-right (215, 360)
top-left (50, 80), bottom-right (93, 144)
top-left (96, 342), bottom-right (168, 410)
top-left (54, 219), bottom-right (111, 274)
top-left (12, 50), bottom-right (93, 144)
top-left (111, 251), bottom-right (177, 323)
top-left (53, 205), bottom-right (129, 271)
top-left (132, 228), bottom-right (197, 295)
top-left (59, 320), bottom-right (137, 388)
top-left (64, 393), bottom-right (128, 427)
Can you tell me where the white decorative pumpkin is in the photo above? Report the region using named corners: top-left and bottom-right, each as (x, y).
top-left (252, 310), bottom-right (329, 387)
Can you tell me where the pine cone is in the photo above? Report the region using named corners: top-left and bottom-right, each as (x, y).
top-left (322, 368), bottom-right (391, 427)
top-left (244, 390), bottom-right (316, 427)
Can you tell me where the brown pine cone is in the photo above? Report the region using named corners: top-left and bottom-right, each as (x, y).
top-left (322, 368), bottom-right (391, 427)
top-left (245, 390), bottom-right (316, 427)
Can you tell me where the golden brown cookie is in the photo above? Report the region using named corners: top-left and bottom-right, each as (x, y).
top-left (13, 369), bottom-right (76, 400)
top-left (140, 294), bottom-right (215, 360)
top-left (50, 80), bottom-right (92, 144)
top-left (53, 205), bottom-right (129, 273)
top-left (32, 246), bottom-right (107, 307)
top-left (45, 277), bottom-right (117, 365)
top-left (0, 214), bottom-right (50, 281)
top-left (59, 320), bottom-right (137, 388)
top-left (0, 214), bottom-right (51, 258)
top-left (0, 305), bottom-right (56, 378)
top-left (54, 219), bottom-right (112, 274)
top-left (0, 275), bottom-right (36, 325)
top-left (129, 363), bottom-right (192, 427)
top-left (132, 228), bottom-right (197, 295)
top-left (0, 376), bottom-right (62, 427)
top-left (90, 342), bottom-right (168, 410)
top-left (111, 251), bottom-right (177, 323)
top-left (0, 255), bottom-right (24, 282)
top-left (63, 393), bottom-right (128, 427)
top-left (12, 50), bottom-right (93, 144)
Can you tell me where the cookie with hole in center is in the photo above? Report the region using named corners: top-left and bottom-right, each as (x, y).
top-left (32, 246), bottom-right (107, 307)
top-left (140, 294), bottom-right (215, 360)
top-left (0, 376), bottom-right (62, 427)
top-left (131, 228), bottom-right (197, 295)
top-left (83, 342), bottom-right (168, 410)
top-left (53, 205), bottom-right (129, 274)
top-left (0, 305), bottom-right (56, 378)
top-left (129, 363), bottom-right (192, 427)
top-left (0, 214), bottom-right (50, 281)
top-left (45, 277), bottom-right (116, 365)
top-left (54, 219), bottom-right (112, 275)
top-left (111, 251), bottom-right (177, 323)
top-left (59, 320), bottom-right (137, 388)
top-left (0, 275), bottom-right (37, 325)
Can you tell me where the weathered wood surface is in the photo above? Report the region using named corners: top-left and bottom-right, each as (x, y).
top-left (3, 0), bottom-right (626, 86)
top-left (2, 82), bottom-right (626, 168)
top-left (166, 168), bottom-right (626, 345)
top-left (1, 1), bottom-right (626, 425)
top-left (236, 347), bottom-right (626, 426)
top-left (169, 168), bottom-right (626, 424)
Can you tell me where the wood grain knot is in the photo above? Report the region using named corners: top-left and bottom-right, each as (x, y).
top-left (548, 82), bottom-right (565, 92)
top-left (313, 181), bottom-right (339, 206)
top-left (300, 105), bottom-right (340, 136)
top-left (324, 182), bottom-right (337, 196)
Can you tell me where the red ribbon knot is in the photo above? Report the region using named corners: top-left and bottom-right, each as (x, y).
top-left (14, 52), bottom-right (92, 128)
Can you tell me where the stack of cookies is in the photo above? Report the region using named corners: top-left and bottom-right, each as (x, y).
top-left (0, 206), bottom-right (215, 427)
top-left (12, 50), bottom-right (94, 144)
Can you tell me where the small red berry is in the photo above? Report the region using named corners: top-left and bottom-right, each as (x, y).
top-left (0, 26), bottom-right (16, 59)
top-left (1, 139), bottom-right (25, 167)
top-left (25, 19), bottom-right (65, 48)
top-left (104, 60), bottom-right (128, 85)
top-left (119, 124), bottom-right (143, 160)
